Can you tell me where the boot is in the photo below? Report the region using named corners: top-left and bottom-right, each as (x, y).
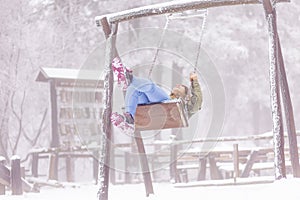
top-left (111, 112), bottom-right (135, 134)
top-left (112, 57), bottom-right (132, 90)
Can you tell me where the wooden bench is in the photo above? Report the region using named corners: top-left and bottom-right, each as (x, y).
top-left (29, 147), bottom-right (98, 183)
top-left (172, 145), bottom-right (283, 182)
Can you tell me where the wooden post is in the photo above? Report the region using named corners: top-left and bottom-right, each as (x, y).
top-left (66, 155), bottom-right (74, 182)
top-left (124, 152), bottom-right (131, 184)
top-left (134, 131), bottom-right (154, 196)
top-left (208, 155), bottom-right (223, 180)
top-left (48, 153), bottom-right (58, 180)
top-left (110, 132), bottom-right (116, 185)
top-left (233, 144), bottom-right (239, 182)
top-left (31, 153), bottom-right (39, 178)
top-left (262, 0), bottom-right (286, 180)
top-left (50, 80), bottom-right (59, 148)
top-left (276, 15), bottom-right (300, 178)
top-left (197, 157), bottom-right (207, 181)
top-left (93, 151), bottom-right (99, 184)
top-left (97, 17), bottom-right (116, 200)
top-left (11, 155), bottom-right (23, 195)
top-left (169, 138), bottom-right (178, 183)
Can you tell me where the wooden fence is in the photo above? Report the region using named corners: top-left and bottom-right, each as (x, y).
top-left (0, 155), bottom-right (36, 195)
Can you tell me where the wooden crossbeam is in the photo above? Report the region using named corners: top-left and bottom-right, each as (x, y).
top-left (95, 0), bottom-right (289, 25)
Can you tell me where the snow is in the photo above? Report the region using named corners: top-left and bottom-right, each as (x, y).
top-left (2, 178), bottom-right (300, 200)
top-left (11, 155), bottom-right (21, 160)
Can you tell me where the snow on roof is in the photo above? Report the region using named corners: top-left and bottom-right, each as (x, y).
top-left (36, 67), bottom-right (103, 82)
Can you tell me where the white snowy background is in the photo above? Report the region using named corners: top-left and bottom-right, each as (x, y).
top-left (1, 0), bottom-right (300, 200)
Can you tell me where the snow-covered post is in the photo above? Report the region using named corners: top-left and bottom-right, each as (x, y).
top-left (263, 0), bottom-right (300, 178)
top-left (277, 41), bottom-right (300, 177)
top-left (11, 155), bottom-right (23, 195)
top-left (262, 0), bottom-right (286, 180)
top-left (97, 17), bottom-right (116, 200)
top-left (233, 144), bottom-right (239, 182)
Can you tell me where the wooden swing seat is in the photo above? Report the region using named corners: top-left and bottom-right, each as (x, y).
top-left (134, 100), bottom-right (188, 131)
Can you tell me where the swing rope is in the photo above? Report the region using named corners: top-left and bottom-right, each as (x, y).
top-left (194, 9), bottom-right (208, 72)
top-left (148, 9), bottom-right (208, 78)
top-left (148, 15), bottom-right (171, 79)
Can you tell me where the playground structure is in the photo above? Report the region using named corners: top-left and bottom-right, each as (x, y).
top-left (95, 0), bottom-right (299, 199)
top-left (1, 0), bottom-right (299, 198)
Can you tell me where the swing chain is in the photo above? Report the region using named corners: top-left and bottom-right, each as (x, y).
top-left (148, 9), bottom-right (208, 77)
top-left (194, 9), bottom-right (208, 72)
top-left (148, 14), bottom-right (171, 79)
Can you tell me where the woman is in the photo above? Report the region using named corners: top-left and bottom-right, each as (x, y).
top-left (110, 57), bottom-right (202, 133)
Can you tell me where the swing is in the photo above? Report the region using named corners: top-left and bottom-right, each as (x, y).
top-left (133, 9), bottom-right (208, 131)
top-left (135, 99), bottom-right (188, 131)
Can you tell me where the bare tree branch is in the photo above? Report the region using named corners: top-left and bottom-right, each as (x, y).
top-left (23, 108), bottom-right (48, 147)
top-left (0, 95), bottom-right (10, 161)
top-left (11, 90), bottom-right (26, 155)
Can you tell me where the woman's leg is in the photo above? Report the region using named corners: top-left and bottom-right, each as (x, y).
top-left (124, 76), bottom-right (170, 118)
top-left (125, 85), bottom-right (150, 118)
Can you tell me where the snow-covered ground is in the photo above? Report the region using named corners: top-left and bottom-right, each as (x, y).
top-left (2, 178), bottom-right (300, 200)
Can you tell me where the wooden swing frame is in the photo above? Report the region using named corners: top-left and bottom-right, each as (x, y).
top-left (96, 0), bottom-right (298, 199)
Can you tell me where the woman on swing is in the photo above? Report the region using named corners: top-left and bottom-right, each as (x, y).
top-left (110, 57), bottom-right (203, 133)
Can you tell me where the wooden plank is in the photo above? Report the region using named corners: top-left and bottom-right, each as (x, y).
top-left (135, 101), bottom-right (188, 131)
top-left (197, 157), bottom-right (207, 181)
top-left (95, 0), bottom-right (289, 25)
top-left (31, 153), bottom-right (39, 178)
top-left (180, 169), bottom-right (189, 183)
top-left (208, 155), bottom-right (223, 180)
top-left (124, 152), bottom-right (131, 183)
top-left (93, 151), bottom-right (99, 184)
top-left (0, 164), bottom-right (10, 185)
top-left (233, 144), bottom-right (239, 180)
top-left (174, 176), bottom-right (275, 188)
top-left (26, 177), bottom-right (64, 188)
top-left (241, 150), bottom-right (259, 178)
top-left (48, 153), bottom-right (58, 180)
top-left (170, 141), bottom-right (178, 183)
top-left (66, 155), bottom-right (74, 182)
top-left (21, 178), bottom-right (37, 193)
